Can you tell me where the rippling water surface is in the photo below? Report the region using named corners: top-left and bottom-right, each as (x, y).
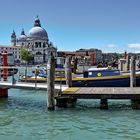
top-left (0, 89), bottom-right (140, 140)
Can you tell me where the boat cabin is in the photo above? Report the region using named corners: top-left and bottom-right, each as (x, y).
top-left (84, 68), bottom-right (120, 77)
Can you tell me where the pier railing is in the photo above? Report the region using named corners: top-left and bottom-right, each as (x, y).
top-left (0, 66), bottom-right (67, 90)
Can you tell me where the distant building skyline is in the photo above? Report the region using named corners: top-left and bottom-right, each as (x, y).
top-left (0, 0), bottom-right (140, 53)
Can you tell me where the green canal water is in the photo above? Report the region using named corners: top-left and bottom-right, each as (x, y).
top-left (0, 89), bottom-right (140, 140)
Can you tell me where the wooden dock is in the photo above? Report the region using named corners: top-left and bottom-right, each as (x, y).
top-left (60, 87), bottom-right (140, 99)
top-left (55, 87), bottom-right (140, 109)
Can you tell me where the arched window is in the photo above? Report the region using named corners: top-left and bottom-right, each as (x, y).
top-left (39, 42), bottom-right (41, 48)
top-left (35, 42), bottom-right (38, 48)
top-left (43, 42), bottom-right (46, 48)
top-left (36, 52), bottom-right (42, 55)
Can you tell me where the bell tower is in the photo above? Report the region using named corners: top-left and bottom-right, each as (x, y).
top-left (11, 30), bottom-right (17, 46)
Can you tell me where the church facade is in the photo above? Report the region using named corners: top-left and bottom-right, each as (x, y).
top-left (11, 16), bottom-right (57, 64)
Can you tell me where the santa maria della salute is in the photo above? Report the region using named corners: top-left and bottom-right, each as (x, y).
top-left (11, 16), bottom-right (57, 64)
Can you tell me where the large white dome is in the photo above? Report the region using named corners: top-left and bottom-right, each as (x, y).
top-left (28, 26), bottom-right (48, 38)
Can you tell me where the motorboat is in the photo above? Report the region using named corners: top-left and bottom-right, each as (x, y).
top-left (19, 67), bottom-right (140, 87)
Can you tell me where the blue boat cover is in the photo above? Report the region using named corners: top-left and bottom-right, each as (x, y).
top-left (87, 69), bottom-right (120, 77)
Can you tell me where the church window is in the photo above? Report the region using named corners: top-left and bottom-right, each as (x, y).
top-left (43, 43), bottom-right (46, 48)
top-left (35, 42), bottom-right (38, 48)
top-left (39, 42), bottom-right (41, 48)
top-left (36, 52), bottom-right (42, 55)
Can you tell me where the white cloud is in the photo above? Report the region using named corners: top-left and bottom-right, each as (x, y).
top-left (127, 43), bottom-right (140, 48)
top-left (106, 44), bottom-right (117, 48)
top-left (134, 51), bottom-right (140, 53)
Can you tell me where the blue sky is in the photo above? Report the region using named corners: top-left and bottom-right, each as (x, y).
top-left (0, 0), bottom-right (140, 53)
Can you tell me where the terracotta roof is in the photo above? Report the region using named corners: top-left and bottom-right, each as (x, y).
top-left (57, 51), bottom-right (76, 55)
top-left (0, 45), bottom-right (18, 48)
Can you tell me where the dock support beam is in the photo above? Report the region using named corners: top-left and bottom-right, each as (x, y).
top-left (65, 57), bottom-right (72, 87)
top-left (131, 99), bottom-right (140, 109)
top-left (0, 87), bottom-right (8, 98)
top-left (47, 53), bottom-right (55, 110)
top-left (56, 97), bottom-right (77, 108)
top-left (100, 99), bottom-right (108, 109)
top-left (130, 55), bottom-right (136, 87)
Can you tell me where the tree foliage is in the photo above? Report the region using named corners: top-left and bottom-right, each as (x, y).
top-left (21, 49), bottom-right (33, 63)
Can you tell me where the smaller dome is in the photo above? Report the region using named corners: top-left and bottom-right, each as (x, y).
top-left (18, 28), bottom-right (27, 41)
top-left (18, 34), bottom-right (27, 41)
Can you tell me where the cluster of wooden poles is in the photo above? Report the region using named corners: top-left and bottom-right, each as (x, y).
top-left (47, 54), bottom-right (73, 110)
top-left (47, 54), bottom-right (138, 110)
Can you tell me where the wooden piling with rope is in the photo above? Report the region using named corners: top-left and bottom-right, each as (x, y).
top-left (47, 53), bottom-right (55, 110)
top-left (130, 55), bottom-right (136, 87)
top-left (56, 57), bottom-right (77, 108)
top-left (65, 57), bottom-right (72, 87)
top-left (129, 55), bottom-right (140, 108)
top-left (126, 54), bottom-right (130, 71)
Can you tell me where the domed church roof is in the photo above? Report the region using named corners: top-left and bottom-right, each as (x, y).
top-left (18, 28), bottom-right (27, 41)
top-left (28, 16), bottom-right (48, 39)
top-left (28, 26), bottom-right (48, 38)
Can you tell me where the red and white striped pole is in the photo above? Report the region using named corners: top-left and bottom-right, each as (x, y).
top-left (2, 49), bottom-right (8, 81)
top-left (0, 49), bottom-right (8, 98)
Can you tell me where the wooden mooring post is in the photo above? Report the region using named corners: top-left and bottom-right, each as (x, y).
top-left (56, 57), bottom-right (77, 108)
top-left (119, 59), bottom-right (124, 71)
top-left (100, 99), bottom-right (108, 109)
top-left (35, 67), bottom-right (38, 89)
top-left (126, 54), bottom-right (130, 71)
top-left (73, 57), bottom-right (78, 74)
top-left (65, 57), bottom-right (72, 87)
top-left (130, 55), bottom-right (136, 87)
top-left (47, 54), bottom-right (55, 110)
top-left (130, 55), bottom-right (140, 109)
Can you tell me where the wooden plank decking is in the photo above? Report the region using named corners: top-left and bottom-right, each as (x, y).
top-left (61, 87), bottom-right (140, 99)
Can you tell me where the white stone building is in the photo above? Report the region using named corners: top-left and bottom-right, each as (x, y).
top-left (0, 46), bottom-right (18, 65)
top-left (11, 16), bottom-right (57, 64)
